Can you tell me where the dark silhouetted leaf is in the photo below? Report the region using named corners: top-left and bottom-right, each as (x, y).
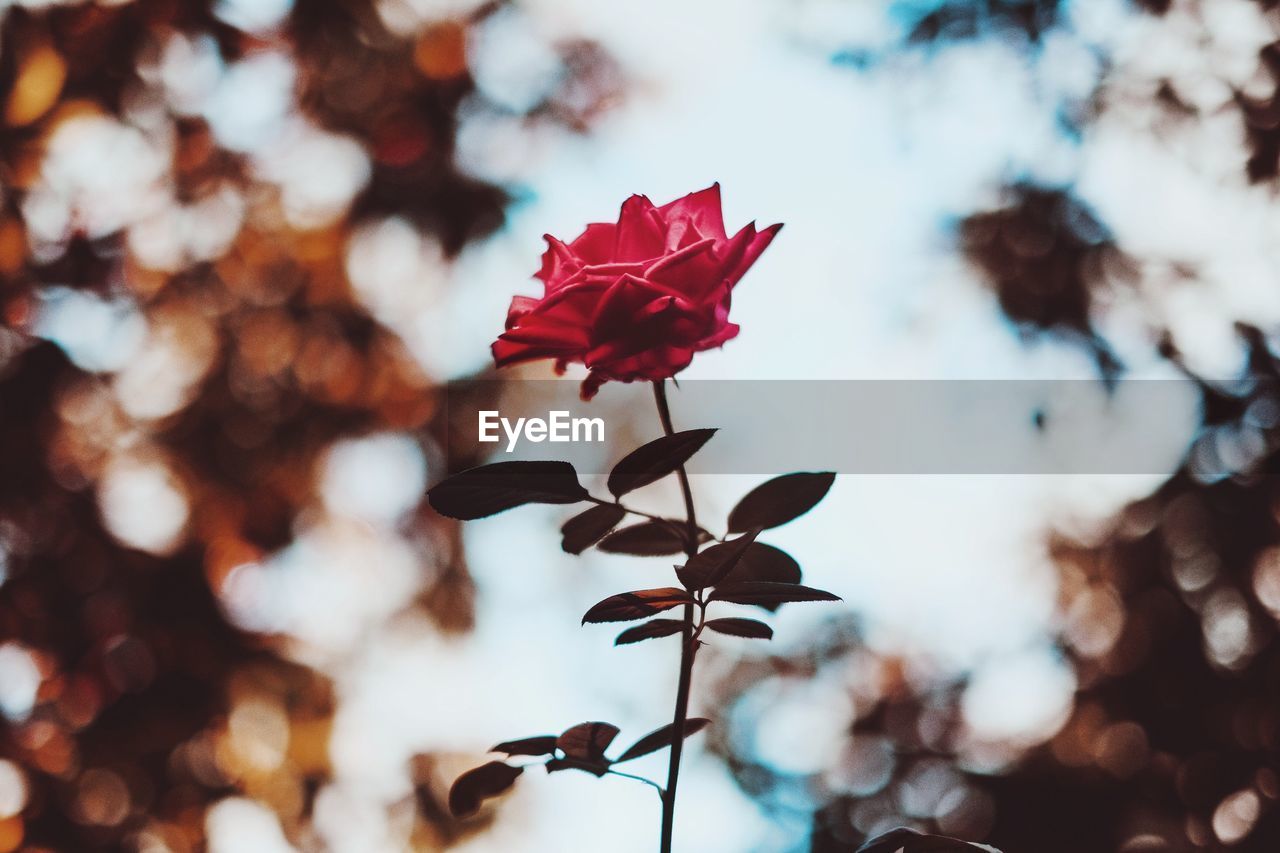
top-left (597, 521), bottom-right (687, 555)
top-left (428, 461), bottom-right (588, 520)
top-left (491, 735), bottom-right (558, 757)
top-left (607, 428), bottom-right (716, 497)
top-left (721, 543), bottom-right (802, 611)
top-left (557, 722), bottom-right (619, 763)
top-left (614, 718), bottom-right (711, 763)
top-left (857, 828), bottom-right (1001, 852)
top-left (727, 472), bottom-right (836, 532)
top-left (724, 543), bottom-right (802, 585)
top-left (677, 529), bottom-right (760, 590)
top-left (582, 588), bottom-right (693, 623)
top-left (710, 581), bottom-right (841, 607)
top-left (615, 618), bottom-right (685, 645)
top-left (545, 757), bottom-right (609, 777)
top-left (705, 618), bottom-right (773, 639)
top-left (561, 503), bottom-right (626, 554)
top-left (448, 761), bottom-right (523, 817)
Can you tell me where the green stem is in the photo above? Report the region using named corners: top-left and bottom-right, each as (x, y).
top-left (607, 768), bottom-right (666, 800)
top-left (653, 379), bottom-right (699, 853)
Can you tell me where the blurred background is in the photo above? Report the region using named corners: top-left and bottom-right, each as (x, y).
top-left (3, 0), bottom-right (1280, 850)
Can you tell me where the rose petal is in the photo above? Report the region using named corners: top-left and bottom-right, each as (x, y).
top-left (698, 321), bottom-right (739, 350)
top-left (493, 337), bottom-right (558, 367)
top-left (659, 183), bottom-right (727, 243)
top-left (500, 323), bottom-right (590, 349)
top-left (643, 237), bottom-right (716, 281)
top-left (589, 276), bottom-right (700, 343)
top-left (579, 260), bottom-right (647, 285)
top-left (725, 222), bottom-right (782, 287)
top-left (596, 344), bottom-right (696, 381)
top-left (580, 370), bottom-right (607, 400)
top-left (535, 279), bottom-right (611, 317)
top-left (569, 222), bottom-right (617, 264)
top-left (613, 195), bottom-right (666, 262)
top-left (505, 295), bottom-right (542, 327)
top-left (645, 238), bottom-right (724, 301)
top-left (535, 235), bottom-right (581, 288)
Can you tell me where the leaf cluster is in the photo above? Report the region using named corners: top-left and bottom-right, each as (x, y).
top-left (428, 429), bottom-right (841, 820)
top-left (448, 718), bottom-right (710, 816)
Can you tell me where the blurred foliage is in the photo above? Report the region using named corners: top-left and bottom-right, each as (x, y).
top-left (0, 0), bottom-right (617, 850)
top-left (903, 0), bottom-right (1065, 45)
top-left (959, 184), bottom-right (1131, 381)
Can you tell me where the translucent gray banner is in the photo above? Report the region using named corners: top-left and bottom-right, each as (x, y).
top-left (441, 379), bottom-right (1263, 475)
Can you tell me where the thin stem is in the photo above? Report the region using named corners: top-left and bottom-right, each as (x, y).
top-left (586, 495), bottom-right (676, 526)
top-left (652, 381), bottom-right (699, 550)
top-left (607, 768), bottom-right (666, 800)
top-left (654, 379), bottom-right (699, 853)
top-left (585, 495), bottom-right (717, 541)
top-left (691, 593), bottom-right (709, 643)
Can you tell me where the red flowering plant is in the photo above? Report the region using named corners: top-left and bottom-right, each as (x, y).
top-left (428, 187), bottom-right (1000, 853)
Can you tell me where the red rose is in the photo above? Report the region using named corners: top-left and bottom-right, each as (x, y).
top-left (491, 184), bottom-right (781, 399)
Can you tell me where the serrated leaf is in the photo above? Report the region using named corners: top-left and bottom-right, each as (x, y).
top-left (557, 722), bottom-right (619, 763)
top-left (428, 461), bottom-right (589, 520)
top-left (709, 581), bottom-right (840, 607)
top-left (614, 718), bottom-right (710, 763)
top-left (448, 762), bottom-right (523, 817)
top-left (597, 521), bottom-right (688, 555)
top-left (705, 618), bottom-right (773, 639)
top-left (615, 619), bottom-right (685, 645)
top-left (491, 735), bottom-right (558, 757)
top-left (857, 828), bottom-right (1002, 852)
top-left (561, 503), bottom-right (626, 554)
top-left (677, 529), bottom-right (760, 590)
top-left (607, 428), bottom-right (716, 497)
top-left (727, 472), bottom-right (836, 532)
top-left (582, 588), bottom-right (693, 623)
